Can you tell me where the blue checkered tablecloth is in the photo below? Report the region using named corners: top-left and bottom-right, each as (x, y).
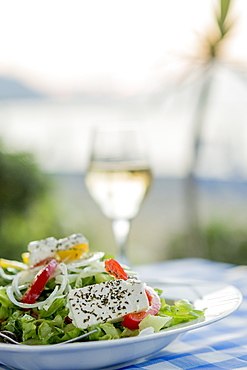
top-left (120, 258), bottom-right (247, 370)
top-left (1, 258), bottom-right (247, 370)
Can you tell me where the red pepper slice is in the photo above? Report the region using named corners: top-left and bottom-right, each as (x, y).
top-left (104, 258), bottom-right (129, 280)
top-left (21, 258), bottom-right (58, 304)
top-left (29, 257), bottom-right (54, 269)
top-left (121, 286), bottom-right (161, 330)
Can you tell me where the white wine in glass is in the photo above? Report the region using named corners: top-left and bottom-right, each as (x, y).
top-left (85, 125), bottom-right (152, 265)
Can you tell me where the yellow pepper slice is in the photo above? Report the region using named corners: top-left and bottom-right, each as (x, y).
top-left (21, 252), bottom-right (30, 265)
top-left (0, 257), bottom-right (28, 271)
top-left (21, 244), bottom-right (89, 265)
top-left (56, 243), bottom-right (89, 263)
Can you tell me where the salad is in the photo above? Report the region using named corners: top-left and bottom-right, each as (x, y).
top-left (0, 233), bottom-right (204, 345)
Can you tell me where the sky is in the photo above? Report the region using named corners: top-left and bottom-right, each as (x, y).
top-left (0, 0), bottom-right (246, 97)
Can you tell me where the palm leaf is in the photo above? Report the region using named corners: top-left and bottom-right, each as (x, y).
top-left (220, 0), bottom-right (231, 25)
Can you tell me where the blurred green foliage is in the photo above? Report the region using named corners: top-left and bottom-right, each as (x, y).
top-left (0, 145), bottom-right (64, 260)
top-left (0, 150), bottom-right (46, 213)
top-left (167, 221), bottom-right (247, 265)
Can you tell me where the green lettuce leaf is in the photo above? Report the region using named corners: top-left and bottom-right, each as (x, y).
top-left (0, 287), bottom-right (14, 319)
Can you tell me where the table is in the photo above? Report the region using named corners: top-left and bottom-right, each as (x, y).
top-left (0, 258), bottom-right (246, 370)
top-left (123, 258), bottom-right (247, 370)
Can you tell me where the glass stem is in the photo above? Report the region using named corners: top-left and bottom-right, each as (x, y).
top-left (112, 219), bottom-right (131, 265)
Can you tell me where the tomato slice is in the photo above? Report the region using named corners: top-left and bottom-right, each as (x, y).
top-left (104, 259), bottom-right (161, 330)
top-left (121, 286), bottom-right (161, 330)
top-left (21, 258), bottom-right (58, 304)
top-left (104, 258), bottom-right (129, 280)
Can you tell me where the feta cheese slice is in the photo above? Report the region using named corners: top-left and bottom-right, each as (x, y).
top-left (56, 233), bottom-right (88, 250)
top-left (67, 279), bottom-right (149, 329)
top-left (27, 237), bottom-right (57, 265)
top-left (27, 233), bottom-right (89, 265)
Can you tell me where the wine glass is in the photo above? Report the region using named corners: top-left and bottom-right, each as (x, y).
top-left (85, 124), bottom-right (152, 265)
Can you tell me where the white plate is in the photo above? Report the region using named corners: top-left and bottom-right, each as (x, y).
top-left (0, 279), bottom-right (242, 370)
